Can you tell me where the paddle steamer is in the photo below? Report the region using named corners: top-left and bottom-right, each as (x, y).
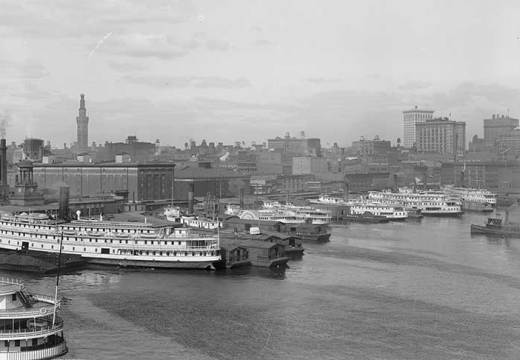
top-left (0, 212), bottom-right (220, 269)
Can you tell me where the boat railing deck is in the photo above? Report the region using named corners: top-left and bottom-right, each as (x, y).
top-left (113, 243), bottom-right (220, 251)
top-left (0, 302), bottom-right (58, 319)
top-left (0, 319), bottom-right (63, 339)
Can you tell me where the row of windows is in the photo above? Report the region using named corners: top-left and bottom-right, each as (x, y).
top-left (0, 235), bottom-right (187, 247)
top-left (1, 221), bottom-right (156, 235)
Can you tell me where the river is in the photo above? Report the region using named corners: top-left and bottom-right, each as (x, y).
top-left (5, 210), bottom-right (520, 359)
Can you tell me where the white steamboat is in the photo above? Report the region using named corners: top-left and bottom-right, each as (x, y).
top-left (347, 201), bottom-right (408, 220)
top-left (0, 212), bottom-right (220, 270)
top-left (368, 189), bottom-right (463, 217)
top-left (0, 278), bottom-right (67, 360)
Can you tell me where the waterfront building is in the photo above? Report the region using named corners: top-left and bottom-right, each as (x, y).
top-left (403, 106), bottom-right (434, 148)
top-left (483, 114), bottom-right (519, 147)
top-left (32, 162), bottom-right (175, 202)
top-left (416, 118), bottom-right (466, 156)
top-left (76, 94), bottom-right (89, 153)
top-left (440, 160), bottom-right (520, 193)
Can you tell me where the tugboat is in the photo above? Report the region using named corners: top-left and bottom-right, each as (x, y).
top-left (0, 278), bottom-right (67, 359)
top-left (470, 217), bottom-right (520, 238)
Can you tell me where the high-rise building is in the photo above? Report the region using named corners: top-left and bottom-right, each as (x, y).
top-left (416, 118), bottom-right (466, 156)
top-left (483, 114), bottom-right (519, 147)
top-left (267, 132), bottom-right (321, 156)
top-left (76, 94), bottom-right (89, 152)
top-left (403, 106), bottom-right (434, 148)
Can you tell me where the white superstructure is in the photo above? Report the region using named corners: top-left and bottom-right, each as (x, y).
top-left (0, 213), bottom-right (220, 269)
top-left (347, 201), bottom-right (408, 220)
top-left (442, 186), bottom-right (496, 207)
top-left (260, 202), bottom-right (331, 224)
top-left (308, 195), bottom-right (349, 206)
top-left (368, 189), bottom-right (463, 216)
top-left (0, 278), bottom-right (67, 359)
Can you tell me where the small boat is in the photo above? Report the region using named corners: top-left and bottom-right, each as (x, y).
top-left (470, 217), bottom-right (520, 238)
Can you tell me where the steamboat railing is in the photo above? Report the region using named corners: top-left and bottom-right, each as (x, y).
top-left (0, 320), bottom-right (63, 340)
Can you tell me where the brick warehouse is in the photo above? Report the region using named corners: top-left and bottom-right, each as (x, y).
top-left (32, 162), bottom-right (175, 202)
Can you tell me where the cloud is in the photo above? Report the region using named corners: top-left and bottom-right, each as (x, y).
top-left (101, 33), bottom-right (189, 59)
top-left (100, 32), bottom-right (232, 59)
top-left (0, 60), bottom-right (49, 80)
top-left (399, 80), bottom-right (432, 91)
top-left (0, 0), bottom-right (196, 39)
top-left (124, 76), bottom-right (251, 89)
top-left (306, 77), bottom-right (343, 84)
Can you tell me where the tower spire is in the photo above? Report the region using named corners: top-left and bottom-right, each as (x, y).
top-left (79, 93), bottom-right (85, 110)
top-left (76, 94), bottom-right (89, 152)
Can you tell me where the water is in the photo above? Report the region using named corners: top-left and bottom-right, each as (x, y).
top-left (7, 211), bottom-right (520, 359)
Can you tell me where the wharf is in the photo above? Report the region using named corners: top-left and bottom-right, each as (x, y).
top-left (218, 236), bottom-right (289, 269)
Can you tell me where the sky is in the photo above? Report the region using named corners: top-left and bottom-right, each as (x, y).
top-left (1, 0), bottom-right (520, 148)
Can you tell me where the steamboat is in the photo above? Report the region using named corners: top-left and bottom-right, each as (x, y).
top-left (368, 189), bottom-right (463, 217)
top-left (442, 186), bottom-right (496, 212)
top-left (0, 278), bottom-right (67, 359)
top-left (0, 212), bottom-right (220, 270)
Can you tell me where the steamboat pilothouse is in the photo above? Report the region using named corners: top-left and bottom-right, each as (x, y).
top-left (0, 278), bottom-right (67, 359)
top-left (0, 211), bottom-right (220, 270)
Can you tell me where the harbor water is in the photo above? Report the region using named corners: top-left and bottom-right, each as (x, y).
top-left (6, 211), bottom-right (520, 359)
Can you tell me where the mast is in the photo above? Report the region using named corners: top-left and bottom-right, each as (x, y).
top-left (170, 164), bottom-right (174, 207)
top-left (52, 228), bottom-right (63, 327)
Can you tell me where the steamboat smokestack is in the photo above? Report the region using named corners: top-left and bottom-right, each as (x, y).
top-left (0, 139), bottom-right (7, 201)
top-left (188, 183), bottom-right (194, 214)
top-left (58, 186), bottom-right (70, 220)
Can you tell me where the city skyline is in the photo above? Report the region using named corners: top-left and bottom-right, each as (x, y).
top-left (2, 0), bottom-right (520, 147)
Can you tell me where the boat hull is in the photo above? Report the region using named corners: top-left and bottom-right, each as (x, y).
top-left (342, 215), bottom-right (389, 224)
top-left (87, 257), bottom-right (216, 269)
top-left (0, 244), bottom-right (219, 270)
top-left (421, 211), bottom-right (463, 217)
top-left (470, 224), bottom-right (520, 238)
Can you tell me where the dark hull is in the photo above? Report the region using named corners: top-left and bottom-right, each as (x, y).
top-left (470, 224), bottom-right (520, 238)
top-left (87, 257), bottom-right (216, 270)
top-left (291, 232), bottom-right (331, 242)
top-left (0, 249), bottom-right (86, 274)
top-left (342, 215), bottom-right (389, 224)
top-left (422, 212), bottom-right (463, 217)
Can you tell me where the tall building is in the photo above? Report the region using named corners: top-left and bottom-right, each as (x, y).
top-left (483, 114), bottom-right (519, 147)
top-left (267, 132), bottom-right (321, 156)
top-left (403, 106), bottom-right (434, 148)
top-left (416, 118), bottom-right (466, 156)
top-left (76, 94), bottom-right (89, 153)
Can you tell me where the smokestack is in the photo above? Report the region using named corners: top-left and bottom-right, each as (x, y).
top-left (239, 188), bottom-right (244, 209)
top-left (0, 139), bottom-right (7, 201)
top-left (58, 186), bottom-right (70, 220)
top-left (343, 182), bottom-right (350, 201)
top-left (188, 182), bottom-right (194, 214)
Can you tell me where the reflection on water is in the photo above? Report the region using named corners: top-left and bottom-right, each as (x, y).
top-left (3, 211), bottom-right (520, 359)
